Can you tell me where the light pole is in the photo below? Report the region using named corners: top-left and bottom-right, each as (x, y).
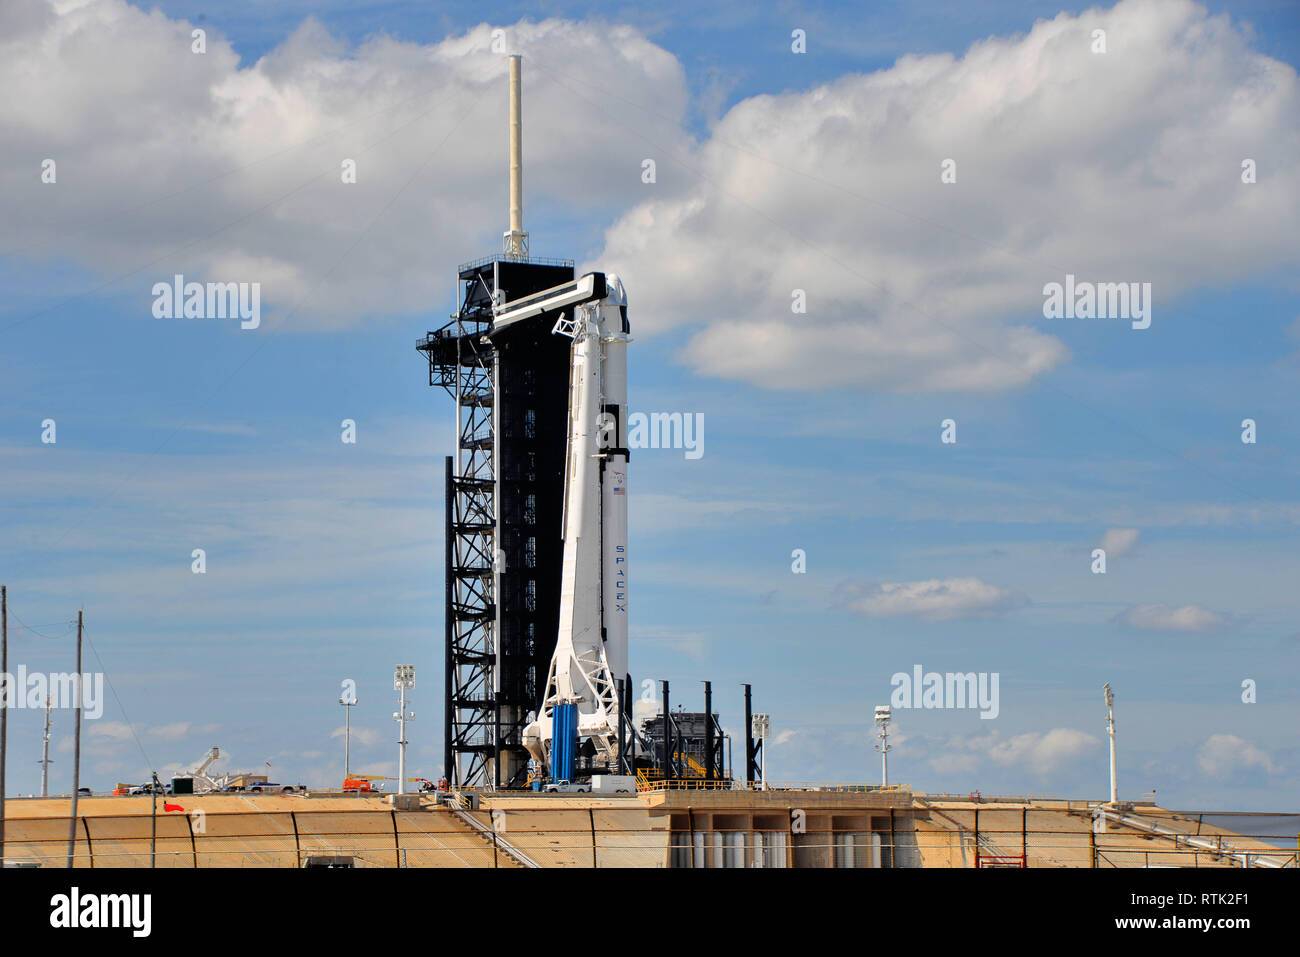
top-left (752, 713), bottom-right (770, 790)
top-left (394, 665), bottom-right (415, 795)
top-left (39, 694), bottom-right (53, 797)
top-left (874, 705), bottom-right (892, 787)
top-left (149, 771), bottom-right (161, 868)
top-left (1104, 683), bottom-right (1117, 805)
top-left (339, 689), bottom-right (357, 780)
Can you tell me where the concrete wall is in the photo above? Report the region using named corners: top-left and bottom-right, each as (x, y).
top-left (3, 796), bottom-right (510, 868)
top-left (6, 793), bottom-right (1271, 868)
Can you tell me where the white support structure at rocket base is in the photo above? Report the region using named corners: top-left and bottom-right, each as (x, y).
top-left (520, 275), bottom-right (630, 775)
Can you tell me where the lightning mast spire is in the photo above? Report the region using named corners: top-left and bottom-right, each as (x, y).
top-left (504, 54), bottom-right (528, 259)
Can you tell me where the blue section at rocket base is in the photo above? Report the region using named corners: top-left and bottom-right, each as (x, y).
top-left (553, 702), bottom-right (578, 782)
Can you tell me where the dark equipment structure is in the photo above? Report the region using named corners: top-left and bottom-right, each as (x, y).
top-left (635, 679), bottom-right (730, 784)
top-left (744, 682), bottom-right (764, 786)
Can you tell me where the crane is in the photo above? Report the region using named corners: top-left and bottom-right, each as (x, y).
top-left (181, 746), bottom-right (225, 793)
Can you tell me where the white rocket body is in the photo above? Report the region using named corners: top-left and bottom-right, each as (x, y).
top-left (522, 275), bottom-right (629, 773)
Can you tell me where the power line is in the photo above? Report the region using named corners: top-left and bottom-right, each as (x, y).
top-left (81, 627), bottom-right (154, 772)
top-left (6, 610), bottom-right (76, 640)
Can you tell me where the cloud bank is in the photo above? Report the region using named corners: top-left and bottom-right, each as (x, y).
top-left (598, 0), bottom-right (1299, 391)
top-left (2, 1), bottom-right (1295, 395)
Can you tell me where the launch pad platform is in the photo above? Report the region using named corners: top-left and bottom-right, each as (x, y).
top-left (3, 788), bottom-right (1292, 869)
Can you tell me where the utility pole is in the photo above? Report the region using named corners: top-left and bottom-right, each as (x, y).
top-left (66, 610), bottom-right (82, 868)
top-left (40, 694), bottom-right (53, 797)
top-left (150, 771), bottom-right (160, 867)
top-left (1, 584), bottom-right (8, 866)
top-left (1104, 683), bottom-right (1118, 805)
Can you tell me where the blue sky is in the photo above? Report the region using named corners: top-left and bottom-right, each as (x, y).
top-left (1, 0), bottom-right (1298, 810)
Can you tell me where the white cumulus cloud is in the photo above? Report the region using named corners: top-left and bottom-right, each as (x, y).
top-left (1099, 528), bottom-right (1140, 557)
top-left (330, 725), bottom-right (380, 748)
top-left (0, 2), bottom-right (689, 327)
top-left (931, 727), bottom-right (1100, 775)
top-left (146, 721), bottom-right (191, 741)
top-left (4, 0), bottom-right (1294, 398)
top-left (596, 0), bottom-right (1299, 392)
top-left (1197, 733), bottom-right (1275, 779)
top-left (1115, 603), bottom-right (1234, 633)
top-left (841, 577), bottom-right (1027, 621)
top-left (987, 728), bottom-right (1099, 773)
top-left (87, 721), bottom-right (134, 742)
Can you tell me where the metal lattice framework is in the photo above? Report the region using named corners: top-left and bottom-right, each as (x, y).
top-left (420, 281), bottom-right (497, 787)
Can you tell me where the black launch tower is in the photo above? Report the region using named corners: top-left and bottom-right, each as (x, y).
top-left (418, 254), bottom-right (574, 788)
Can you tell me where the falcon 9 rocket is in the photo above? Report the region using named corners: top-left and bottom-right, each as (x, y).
top-left (513, 272), bottom-right (631, 776)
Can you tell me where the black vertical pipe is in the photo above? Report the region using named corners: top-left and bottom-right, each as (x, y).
top-left (624, 672), bottom-right (633, 774)
top-left (443, 456), bottom-right (455, 786)
top-left (743, 683), bottom-right (754, 786)
top-left (889, 807), bottom-right (897, 868)
top-left (661, 680), bottom-right (671, 779)
top-left (392, 810), bottom-right (401, 869)
top-left (66, 610), bottom-right (82, 868)
top-left (617, 678), bottom-right (627, 775)
top-left (703, 681), bottom-right (714, 781)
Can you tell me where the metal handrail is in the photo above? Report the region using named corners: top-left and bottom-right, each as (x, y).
top-left (10, 826), bottom-right (1296, 868)
top-left (635, 776), bottom-right (910, 793)
top-left (919, 791), bottom-right (1060, 803)
top-left (457, 253), bottom-right (575, 272)
top-left (449, 808), bottom-right (540, 868)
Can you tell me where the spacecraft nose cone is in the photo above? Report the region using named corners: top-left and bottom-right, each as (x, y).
top-left (605, 273), bottom-right (627, 307)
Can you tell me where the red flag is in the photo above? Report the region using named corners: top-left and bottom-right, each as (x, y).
top-left (163, 802), bottom-right (184, 813)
